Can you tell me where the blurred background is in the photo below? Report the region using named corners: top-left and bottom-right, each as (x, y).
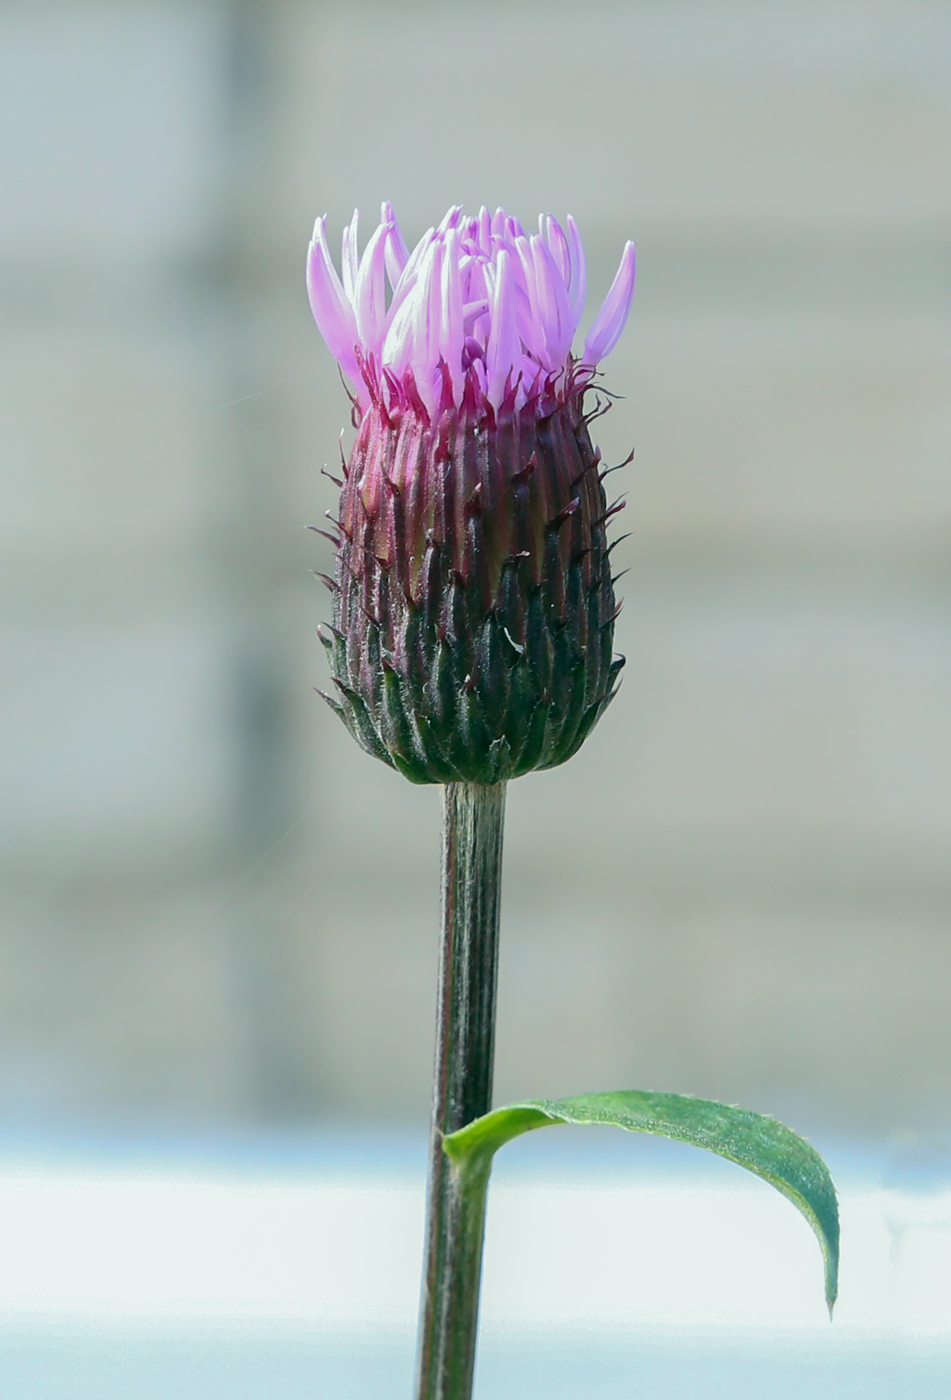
top-left (3, 0), bottom-right (950, 1141)
top-left (3, 1), bottom-right (951, 1393)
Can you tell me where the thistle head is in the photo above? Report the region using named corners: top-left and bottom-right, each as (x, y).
top-left (307, 204), bottom-right (635, 784)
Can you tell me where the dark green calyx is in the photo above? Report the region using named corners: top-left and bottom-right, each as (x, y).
top-left (318, 380), bottom-right (626, 783)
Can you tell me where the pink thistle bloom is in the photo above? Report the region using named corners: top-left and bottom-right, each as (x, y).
top-left (307, 203), bottom-right (635, 418)
top-left (309, 204), bottom-right (635, 785)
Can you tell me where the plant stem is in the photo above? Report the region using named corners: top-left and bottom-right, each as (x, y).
top-left (415, 781), bottom-right (507, 1400)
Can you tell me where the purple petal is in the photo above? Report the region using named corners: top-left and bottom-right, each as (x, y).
top-left (381, 274), bottom-right (424, 381)
top-left (439, 228), bottom-right (465, 402)
top-left (305, 216), bottom-right (360, 382)
top-left (340, 210), bottom-right (359, 301)
top-left (542, 215), bottom-right (571, 290)
top-left (380, 201), bottom-right (409, 288)
top-left (530, 235), bottom-right (573, 368)
top-left (582, 241), bottom-right (635, 366)
top-left (381, 229), bottom-right (434, 344)
top-left (438, 204), bottom-right (464, 232)
top-left (565, 216), bottom-right (587, 325)
top-left (485, 248), bottom-right (520, 407)
top-left (490, 207), bottom-right (508, 238)
top-left (476, 206), bottom-right (492, 254)
top-left (512, 236), bottom-right (543, 360)
top-left (381, 237), bottom-right (441, 411)
top-left (504, 241), bottom-right (542, 368)
top-left (394, 225), bottom-right (435, 294)
top-left (353, 221), bottom-right (389, 353)
top-left (463, 298), bottom-right (489, 330)
top-left (417, 239), bottom-right (447, 412)
top-left (462, 335), bottom-right (485, 369)
top-left (466, 257), bottom-right (489, 304)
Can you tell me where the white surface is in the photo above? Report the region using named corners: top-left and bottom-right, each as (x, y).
top-left (0, 1160), bottom-right (948, 1340)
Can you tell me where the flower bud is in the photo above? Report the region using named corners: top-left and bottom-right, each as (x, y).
top-left (308, 205), bottom-right (635, 784)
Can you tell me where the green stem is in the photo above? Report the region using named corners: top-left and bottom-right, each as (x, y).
top-left (415, 781), bottom-right (507, 1400)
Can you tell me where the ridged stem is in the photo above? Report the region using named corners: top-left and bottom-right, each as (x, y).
top-left (415, 781), bottom-right (507, 1400)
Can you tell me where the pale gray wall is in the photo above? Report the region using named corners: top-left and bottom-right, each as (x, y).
top-left (1, 0), bottom-right (950, 1132)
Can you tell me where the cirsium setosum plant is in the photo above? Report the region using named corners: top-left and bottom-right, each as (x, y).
top-left (306, 203), bottom-right (839, 1400)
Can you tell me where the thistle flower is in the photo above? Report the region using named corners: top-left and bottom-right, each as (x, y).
top-left (307, 203), bottom-right (635, 784)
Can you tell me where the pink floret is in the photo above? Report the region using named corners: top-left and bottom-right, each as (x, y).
top-left (305, 205), bottom-right (635, 417)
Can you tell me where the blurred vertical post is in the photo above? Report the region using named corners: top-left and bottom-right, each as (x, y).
top-left (219, 0), bottom-right (317, 1114)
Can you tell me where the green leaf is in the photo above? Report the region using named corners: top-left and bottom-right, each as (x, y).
top-left (443, 1089), bottom-right (839, 1315)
